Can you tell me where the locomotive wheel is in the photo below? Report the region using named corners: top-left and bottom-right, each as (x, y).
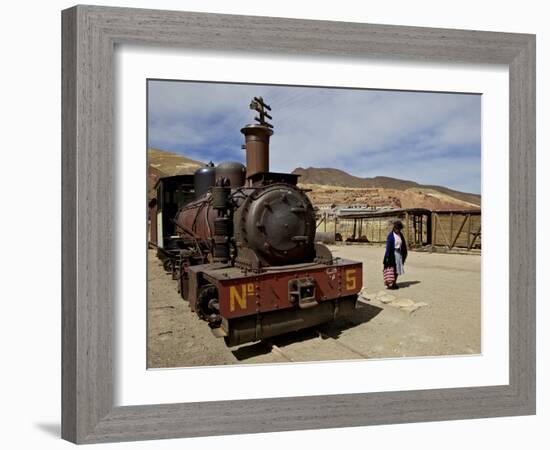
top-left (162, 258), bottom-right (173, 272)
top-left (197, 284), bottom-right (221, 328)
top-left (178, 273), bottom-right (190, 300)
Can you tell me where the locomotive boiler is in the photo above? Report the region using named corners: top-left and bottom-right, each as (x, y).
top-left (154, 97), bottom-right (362, 346)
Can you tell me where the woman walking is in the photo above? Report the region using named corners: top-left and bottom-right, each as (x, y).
top-left (383, 220), bottom-right (408, 289)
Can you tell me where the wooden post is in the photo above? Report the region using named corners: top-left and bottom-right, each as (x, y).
top-left (468, 226), bottom-right (481, 250)
top-left (450, 212), bottom-right (454, 248)
top-left (427, 213), bottom-right (432, 247)
top-left (370, 219), bottom-right (374, 242)
top-left (405, 212), bottom-right (410, 243)
top-left (414, 215), bottom-right (417, 244)
top-left (316, 215), bottom-right (323, 230)
top-left (467, 213), bottom-right (472, 249)
top-left (432, 213), bottom-right (437, 251)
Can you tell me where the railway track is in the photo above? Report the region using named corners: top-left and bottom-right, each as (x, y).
top-left (315, 329), bottom-right (371, 359)
top-left (261, 327), bottom-right (371, 362)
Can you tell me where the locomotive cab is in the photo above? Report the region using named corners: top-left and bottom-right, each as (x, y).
top-left (151, 174), bottom-right (195, 250)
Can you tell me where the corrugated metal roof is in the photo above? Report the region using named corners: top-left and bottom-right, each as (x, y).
top-left (336, 207), bottom-right (480, 219)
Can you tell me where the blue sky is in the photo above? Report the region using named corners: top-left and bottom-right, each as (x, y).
top-left (148, 80), bottom-right (481, 194)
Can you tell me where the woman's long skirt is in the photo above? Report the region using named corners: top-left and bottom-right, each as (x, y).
top-left (394, 250), bottom-right (405, 275)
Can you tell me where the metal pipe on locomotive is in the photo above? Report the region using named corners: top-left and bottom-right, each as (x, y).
top-left (152, 97), bottom-right (363, 346)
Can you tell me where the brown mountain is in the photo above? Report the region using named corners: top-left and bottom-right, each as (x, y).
top-left (148, 148), bottom-right (203, 175)
top-left (146, 149), bottom-right (480, 210)
top-left (292, 167), bottom-right (481, 207)
top-left (147, 148), bottom-right (203, 199)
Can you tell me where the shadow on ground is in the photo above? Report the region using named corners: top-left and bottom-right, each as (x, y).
top-left (396, 280), bottom-right (421, 288)
top-left (231, 302), bottom-right (382, 361)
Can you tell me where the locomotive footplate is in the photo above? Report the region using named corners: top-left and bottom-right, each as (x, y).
top-left (187, 259), bottom-right (362, 346)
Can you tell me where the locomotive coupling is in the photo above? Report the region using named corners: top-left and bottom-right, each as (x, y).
top-left (288, 277), bottom-right (317, 309)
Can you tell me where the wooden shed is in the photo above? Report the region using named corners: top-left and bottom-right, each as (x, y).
top-left (431, 209), bottom-right (481, 251)
top-left (317, 207), bottom-right (481, 251)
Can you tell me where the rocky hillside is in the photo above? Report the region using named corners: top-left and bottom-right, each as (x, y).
top-left (301, 183), bottom-right (479, 211)
top-left (148, 148), bottom-right (203, 175)
top-left (147, 149), bottom-right (480, 210)
top-left (293, 167), bottom-right (481, 207)
top-left (147, 148), bottom-right (203, 198)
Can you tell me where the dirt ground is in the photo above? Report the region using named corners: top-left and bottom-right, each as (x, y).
top-left (147, 245), bottom-right (480, 368)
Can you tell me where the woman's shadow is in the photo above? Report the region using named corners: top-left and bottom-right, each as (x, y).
top-left (397, 280), bottom-right (421, 288)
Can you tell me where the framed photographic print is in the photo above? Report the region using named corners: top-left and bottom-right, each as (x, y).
top-left (61, 5), bottom-right (535, 444)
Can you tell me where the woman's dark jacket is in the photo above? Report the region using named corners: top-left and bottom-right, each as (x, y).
top-left (383, 231), bottom-right (407, 268)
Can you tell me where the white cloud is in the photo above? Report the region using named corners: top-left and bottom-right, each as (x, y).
top-left (148, 80), bottom-right (481, 193)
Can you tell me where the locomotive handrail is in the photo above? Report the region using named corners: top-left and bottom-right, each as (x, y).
top-left (172, 218), bottom-right (201, 239)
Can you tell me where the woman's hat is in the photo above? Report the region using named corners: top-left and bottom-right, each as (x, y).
top-left (393, 220), bottom-right (404, 230)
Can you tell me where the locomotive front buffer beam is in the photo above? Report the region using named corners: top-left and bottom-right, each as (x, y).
top-left (187, 259), bottom-right (363, 346)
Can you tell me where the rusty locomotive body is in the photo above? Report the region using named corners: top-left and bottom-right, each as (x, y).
top-left (151, 98), bottom-right (362, 346)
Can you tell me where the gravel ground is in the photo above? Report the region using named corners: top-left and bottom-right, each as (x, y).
top-left (147, 244), bottom-right (480, 368)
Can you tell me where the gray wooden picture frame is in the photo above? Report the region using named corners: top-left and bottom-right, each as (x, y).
top-left (61, 5), bottom-right (536, 444)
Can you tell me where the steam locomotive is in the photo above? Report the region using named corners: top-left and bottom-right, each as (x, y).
top-left (150, 97), bottom-right (362, 346)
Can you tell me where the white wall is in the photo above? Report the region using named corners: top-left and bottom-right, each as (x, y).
top-left (0, 1), bottom-right (546, 449)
